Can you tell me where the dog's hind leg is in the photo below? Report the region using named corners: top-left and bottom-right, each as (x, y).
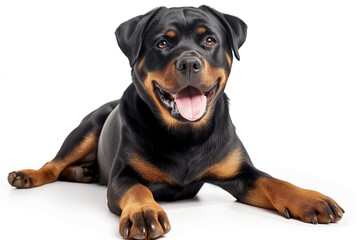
top-left (8, 128), bottom-right (99, 188)
top-left (8, 100), bottom-right (118, 188)
top-left (59, 161), bottom-right (99, 183)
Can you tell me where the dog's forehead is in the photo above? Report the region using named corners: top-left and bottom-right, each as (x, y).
top-left (149, 7), bottom-right (222, 34)
top-left (162, 7), bottom-right (209, 21)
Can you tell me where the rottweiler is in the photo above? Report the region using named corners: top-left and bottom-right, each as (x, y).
top-left (8, 5), bottom-right (344, 240)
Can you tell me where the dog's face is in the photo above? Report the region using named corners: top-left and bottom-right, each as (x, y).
top-left (116, 6), bottom-right (247, 128)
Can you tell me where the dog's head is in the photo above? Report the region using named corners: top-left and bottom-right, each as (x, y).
top-left (115, 6), bottom-right (247, 128)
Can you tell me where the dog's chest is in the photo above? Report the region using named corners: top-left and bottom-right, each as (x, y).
top-left (159, 145), bottom-right (214, 185)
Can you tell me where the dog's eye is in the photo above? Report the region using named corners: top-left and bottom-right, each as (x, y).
top-left (157, 40), bottom-right (168, 49)
top-left (205, 37), bottom-right (216, 46)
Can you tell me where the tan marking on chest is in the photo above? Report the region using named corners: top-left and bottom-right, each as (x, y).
top-left (130, 154), bottom-right (175, 184)
top-left (198, 148), bottom-right (243, 180)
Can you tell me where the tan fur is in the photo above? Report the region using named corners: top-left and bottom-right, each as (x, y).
top-left (197, 27), bottom-right (207, 34)
top-left (197, 148), bottom-right (243, 179)
top-left (130, 153), bottom-right (175, 184)
top-left (225, 52), bottom-right (232, 68)
top-left (9, 133), bottom-right (97, 187)
top-left (245, 177), bottom-right (343, 222)
top-left (119, 184), bottom-right (171, 239)
top-left (120, 184), bottom-right (157, 208)
top-left (142, 59), bottom-right (228, 130)
top-left (166, 30), bottom-right (176, 38)
top-left (137, 57), bottom-right (145, 71)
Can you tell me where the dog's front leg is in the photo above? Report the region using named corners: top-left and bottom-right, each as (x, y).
top-left (214, 163), bottom-right (344, 224)
top-left (107, 173), bottom-right (171, 240)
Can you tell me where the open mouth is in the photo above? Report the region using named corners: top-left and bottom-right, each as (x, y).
top-left (154, 81), bottom-right (218, 121)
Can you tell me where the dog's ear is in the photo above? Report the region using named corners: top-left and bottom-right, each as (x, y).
top-left (200, 5), bottom-right (247, 60)
top-left (115, 7), bottom-right (166, 67)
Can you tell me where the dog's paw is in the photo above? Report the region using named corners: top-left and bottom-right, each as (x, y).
top-left (8, 170), bottom-right (36, 188)
top-left (119, 202), bottom-right (171, 239)
top-left (8, 167), bottom-right (56, 189)
top-left (60, 163), bottom-right (99, 183)
top-left (275, 189), bottom-right (344, 224)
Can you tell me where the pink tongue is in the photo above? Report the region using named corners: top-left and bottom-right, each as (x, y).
top-left (174, 86), bottom-right (207, 121)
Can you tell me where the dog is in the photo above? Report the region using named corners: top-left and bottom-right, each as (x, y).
top-left (8, 6), bottom-right (344, 240)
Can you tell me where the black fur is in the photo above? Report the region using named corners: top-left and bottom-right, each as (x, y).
top-left (100, 6), bottom-right (266, 214)
top-left (8, 6), bottom-right (345, 238)
top-left (61, 6), bottom-right (258, 210)
top-left (9, 4), bottom-right (270, 236)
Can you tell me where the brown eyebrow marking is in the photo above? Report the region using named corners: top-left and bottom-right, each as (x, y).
top-left (166, 30), bottom-right (176, 38)
top-left (197, 27), bottom-right (207, 34)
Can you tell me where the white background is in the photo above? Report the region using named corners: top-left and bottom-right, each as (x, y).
top-left (1, 0), bottom-right (359, 239)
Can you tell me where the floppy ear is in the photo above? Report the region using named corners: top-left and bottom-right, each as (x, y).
top-left (115, 7), bottom-right (166, 67)
top-left (200, 5), bottom-right (247, 60)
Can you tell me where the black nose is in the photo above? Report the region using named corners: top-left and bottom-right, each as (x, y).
top-left (175, 56), bottom-right (203, 74)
